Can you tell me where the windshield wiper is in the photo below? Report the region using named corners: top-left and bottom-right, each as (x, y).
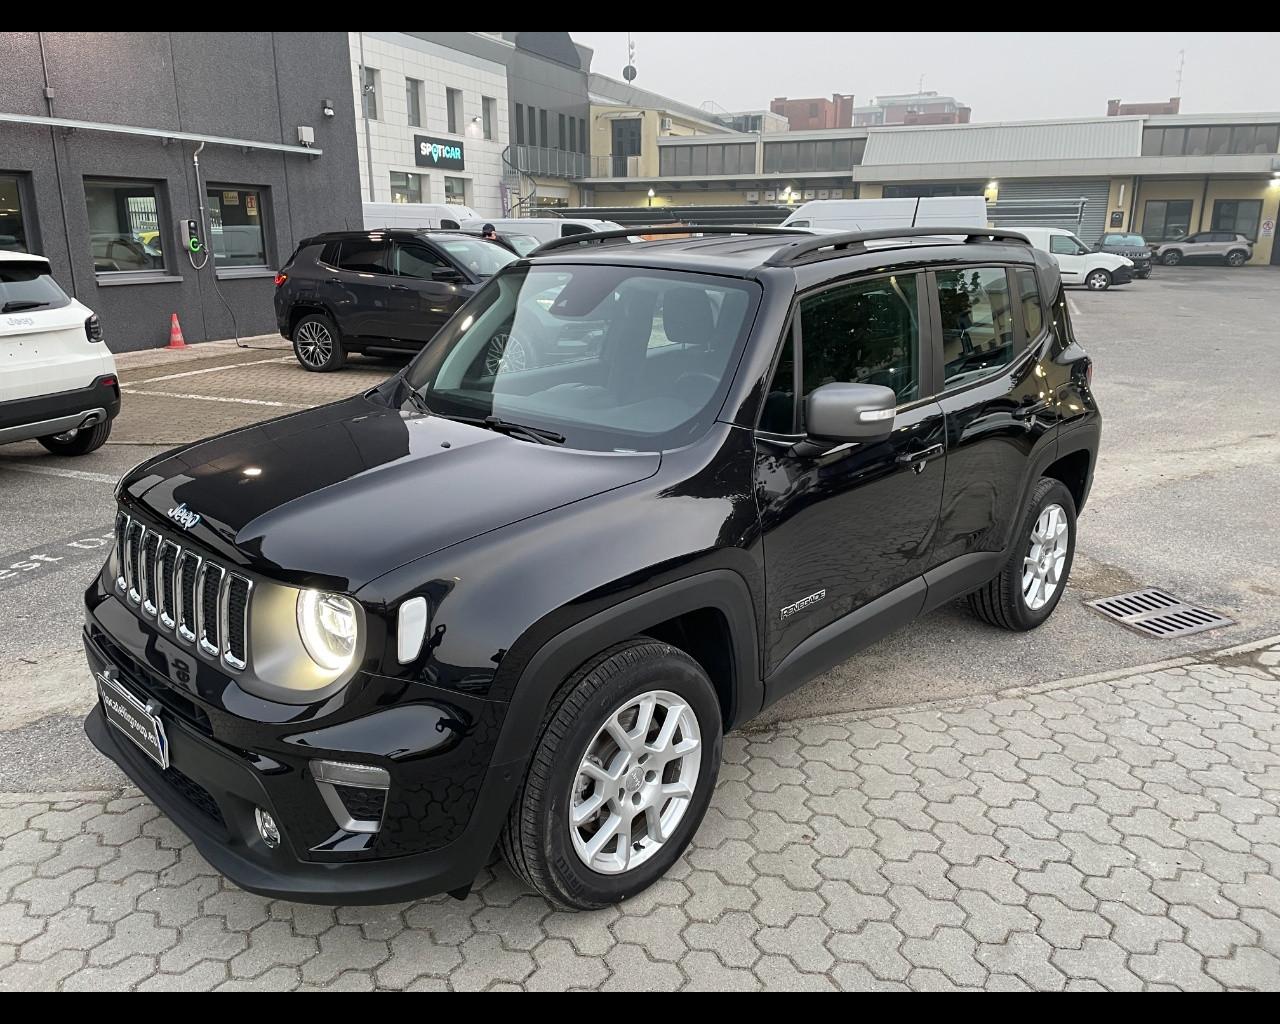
top-left (402, 383), bottom-right (433, 415)
top-left (2, 300), bottom-right (49, 313)
top-left (482, 416), bottom-right (565, 445)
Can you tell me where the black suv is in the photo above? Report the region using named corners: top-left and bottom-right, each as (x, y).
top-left (274, 230), bottom-right (517, 371)
top-left (1094, 232), bottom-right (1154, 278)
top-left (85, 225), bottom-right (1100, 910)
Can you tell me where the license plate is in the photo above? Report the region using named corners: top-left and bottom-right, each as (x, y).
top-left (98, 672), bottom-right (170, 770)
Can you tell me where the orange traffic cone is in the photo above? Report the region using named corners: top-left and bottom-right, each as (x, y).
top-left (166, 313), bottom-right (186, 350)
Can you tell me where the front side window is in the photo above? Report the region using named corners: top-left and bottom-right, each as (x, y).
top-left (207, 187), bottom-right (267, 268)
top-left (1211, 199), bottom-right (1262, 240)
top-left (1049, 233), bottom-right (1087, 256)
top-left (435, 237), bottom-right (517, 278)
top-left (0, 259), bottom-right (70, 313)
top-left (936, 267), bottom-right (1017, 390)
top-left (0, 175), bottom-right (30, 253)
top-left (390, 171), bottom-right (423, 205)
top-left (404, 265), bottom-right (760, 452)
top-left (797, 273), bottom-right (921, 406)
top-left (84, 179), bottom-right (165, 274)
top-left (392, 241), bottom-right (447, 278)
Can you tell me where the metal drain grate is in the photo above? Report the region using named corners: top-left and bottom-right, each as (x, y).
top-left (1087, 588), bottom-right (1235, 639)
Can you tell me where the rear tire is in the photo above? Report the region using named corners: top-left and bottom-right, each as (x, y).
top-left (292, 313), bottom-right (345, 372)
top-left (1085, 269), bottom-right (1111, 290)
top-left (499, 639), bottom-right (722, 910)
top-left (967, 477), bottom-right (1077, 631)
top-left (1225, 250), bottom-right (1248, 267)
top-left (38, 419), bottom-right (112, 456)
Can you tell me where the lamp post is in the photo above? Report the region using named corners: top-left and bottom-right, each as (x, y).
top-left (648, 187), bottom-right (655, 208)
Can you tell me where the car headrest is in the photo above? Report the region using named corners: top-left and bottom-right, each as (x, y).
top-left (662, 288), bottom-right (715, 345)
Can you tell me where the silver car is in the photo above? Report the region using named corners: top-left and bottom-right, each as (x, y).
top-left (1154, 231), bottom-right (1253, 267)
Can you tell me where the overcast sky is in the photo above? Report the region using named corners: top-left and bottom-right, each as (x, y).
top-left (571, 32), bottom-right (1280, 122)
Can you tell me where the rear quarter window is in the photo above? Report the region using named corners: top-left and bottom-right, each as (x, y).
top-left (0, 261), bottom-right (71, 314)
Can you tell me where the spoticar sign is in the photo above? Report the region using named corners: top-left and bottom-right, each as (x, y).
top-left (414, 135), bottom-right (465, 171)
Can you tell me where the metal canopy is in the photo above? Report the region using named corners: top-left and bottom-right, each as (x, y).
top-left (0, 111), bottom-right (322, 156)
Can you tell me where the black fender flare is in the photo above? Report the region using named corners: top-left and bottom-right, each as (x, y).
top-left (490, 569), bottom-right (761, 765)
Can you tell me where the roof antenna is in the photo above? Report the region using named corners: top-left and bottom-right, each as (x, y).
top-left (1175, 48), bottom-right (1185, 97)
top-left (623, 33), bottom-right (637, 82)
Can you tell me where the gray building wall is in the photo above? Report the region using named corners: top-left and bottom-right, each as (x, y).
top-left (0, 31), bottom-right (362, 351)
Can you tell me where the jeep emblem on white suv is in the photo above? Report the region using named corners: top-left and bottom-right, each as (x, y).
top-left (166, 503), bottom-right (202, 530)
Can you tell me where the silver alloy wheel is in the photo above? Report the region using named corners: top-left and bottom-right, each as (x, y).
top-left (569, 689), bottom-right (702, 875)
top-left (1022, 503), bottom-right (1069, 611)
top-left (295, 320), bottom-right (333, 368)
top-left (1164, 250), bottom-right (1181, 265)
top-left (1227, 251), bottom-right (1246, 267)
top-left (1086, 270), bottom-right (1109, 290)
top-left (484, 333), bottom-right (527, 375)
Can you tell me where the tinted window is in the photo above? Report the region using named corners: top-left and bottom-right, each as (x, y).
top-left (936, 267), bottom-right (1017, 390)
top-left (436, 238), bottom-right (517, 278)
top-left (1143, 200), bottom-right (1193, 242)
top-left (393, 242), bottom-right (447, 278)
top-left (760, 328), bottom-right (796, 434)
top-left (1211, 199), bottom-right (1262, 241)
top-left (337, 239), bottom-right (391, 274)
top-left (1016, 268), bottom-right (1043, 340)
top-left (0, 260), bottom-right (71, 312)
top-left (798, 273), bottom-right (921, 405)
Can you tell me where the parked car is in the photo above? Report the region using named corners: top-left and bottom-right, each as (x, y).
top-left (274, 230), bottom-right (518, 371)
top-left (1154, 231), bottom-right (1253, 267)
top-left (459, 226), bottom-right (542, 257)
top-left (1008, 226), bottom-right (1133, 290)
top-left (457, 217), bottom-right (628, 246)
top-left (1094, 232), bottom-right (1154, 278)
top-left (90, 232), bottom-right (163, 273)
top-left (781, 196), bottom-right (989, 232)
top-left (362, 201), bottom-right (480, 231)
top-left (85, 224), bottom-right (1099, 910)
top-left (1, 251), bottom-right (120, 455)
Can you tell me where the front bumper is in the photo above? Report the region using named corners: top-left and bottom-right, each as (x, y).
top-left (1111, 265), bottom-right (1134, 285)
top-left (0, 374), bottom-right (120, 445)
top-left (82, 585), bottom-right (523, 905)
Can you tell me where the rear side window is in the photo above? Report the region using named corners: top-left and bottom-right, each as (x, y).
top-left (336, 239), bottom-right (391, 275)
top-left (1015, 268), bottom-right (1043, 340)
top-left (0, 261), bottom-right (71, 313)
top-left (936, 267), bottom-right (1017, 390)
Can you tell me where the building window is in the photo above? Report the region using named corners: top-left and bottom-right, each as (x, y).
top-left (568, 117), bottom-right (576, 153)
top-left (1142, 199), bottom-right (1193, 242)
top-left (1212, 199), bottom-right (1262, 240)
top-left (482, 96), bottom-right (497, 141)
top-left (360, 66), bottom-right (379, 120)
top-left (206, 187), bottom-right (268, 269)
top-left (406, 78), bottom-right (423, 128)
top-left (0, 174), bottom-right (31, 253)
top-left (528, 106), bottom-right (538, 147)
top-left (515, 103), bottom-right (525, 145)
top-left (444, 177), bottom-right (468, 206)
top-left (882, 182), bottom-right (983, 198)
top-left (84, 179), bottom-right (166, 274)
top-left (390, 171), bottom-right (424, 204)
top-left (446, 88), bottom-right (463, 135)
top-left (558, 113), bottom-right (566, 150)
top-left (1142, 124), bottom-right (1280, 157)
top-left (579, 117), bottom-right (587, 154)
top-left (540, 110), bottom-right (548, 149)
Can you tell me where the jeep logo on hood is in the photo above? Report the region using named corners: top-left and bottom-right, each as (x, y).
top-left (166, 503), bottom-right (202, 530)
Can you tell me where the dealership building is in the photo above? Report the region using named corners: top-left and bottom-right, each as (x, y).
top-left (0, 31), bottom-right (363, 349)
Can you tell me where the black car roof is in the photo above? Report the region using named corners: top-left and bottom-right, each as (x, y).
top-left (299, 229), bottom-right (481, 245)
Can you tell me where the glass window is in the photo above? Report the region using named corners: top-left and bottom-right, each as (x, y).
top-left (1049, 233), bottom-right (1087, 255)
top-left (706, 145), bottom-right (724, 175)
top-left (1142, 199), bottom-right (1193, 241)
top-left (446, 87), bottom-right (462, 135)
top-left (568, 115), bottom-right (576, 152)
top-left (723, 145), bottom-right (741, 176)
top-left (1184, 126), bottom-right (1209, 156)
top-left (675, 148), bottom-right (692, 176)
top-left (436, 237), bottom-right (517, 278)
top-left (1228, 126), bottom-right (1255, 154)
top-left (797, 141), bottom-right (816, 170)
top-left (579, 118), bottom-right (587, 154)
top-left (361, 66), bottom-right (378, 120)
top-left (406, 78), bottom-right (422, 128)
top-left (760, 328), bottom-right (797, 434)
top-left (849, 139), bottom-right (867, 165)
top-left (1015, 268), bottom-right (1043, 340)
top-left (206, 187), bottom-right (267, 268)
top-left (444, 177), bottom-right (468, 206)
top-left (336, 238), bottom-right (391, 275)
top-left (936, 267), bottom-right (1017, 390)
top-left (1160, 128), bottom-right (1186, 156)
top-left (691, 147), bottom-right (708, 175)
top-left (515, 103), bottom-right (525, 145)
top-left (483, 96), bottom-right (497, 141)
top-left (1255, 124), bottom-right (1280, 153)
top-left (389, 171), bottom-right (423, 204)
top-left (1101, 234), bottom-right (1146, 247)
top-left (404, 265), bottom-right (761, 452)
top-left (1141, 128), bottom-right (1163, 157)
top-left (1207, 126), bottom-right (1231, 154)
top-left (0, 175), bottom-right (30, 253)
top-left (558, 113), bottom-right (566, 149)
top-left (1212, 199), bottom-right (1262, 240)
top-left (84, 179), bottom-right (165, 273)
top-left (393, 241), bottom-right (448, 278)
top-left (659, 149), bottom-right (674, 177)
top-left (798, 273), bottom-right (921, 406)
top-left (528, 106), bottom-right (537, 146)
top-left (540, 110), bottom-right (548, 148)
top-left (1, 257), bottom-right (71, 313)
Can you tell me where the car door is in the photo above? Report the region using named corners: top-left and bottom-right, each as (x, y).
top-left (930, 263), bottom-right (1056, 580)
top-left (329, 236), bottom-right (395, 339)
top-left (755, 270), bottom-right (946, 678)
top-left (1048, 232), bottom-right (1087, 283)
top-left (388, 239), bottom-right (468, 345)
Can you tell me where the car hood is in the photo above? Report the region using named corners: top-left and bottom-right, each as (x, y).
top-left (121, 394), bottom-right (660, 592)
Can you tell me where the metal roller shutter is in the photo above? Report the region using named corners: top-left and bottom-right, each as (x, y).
top-left (988, 179), bottom-right (1112, 243)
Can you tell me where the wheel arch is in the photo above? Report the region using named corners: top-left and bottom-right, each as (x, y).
top-left (289, 303), bottom-right (341, 336)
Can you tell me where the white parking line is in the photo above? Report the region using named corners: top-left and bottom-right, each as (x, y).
top-left (1067, 296), bottom-right (1083, 319)
top-left (125, 357), bottom-right (291, 385)
top-left (0, 463), bottom-right (118, 484)
top-left (121, 389), bottom-right (309, 409)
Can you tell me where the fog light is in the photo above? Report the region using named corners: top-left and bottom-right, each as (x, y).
top-left (255, 807), bottom-right (281, 848)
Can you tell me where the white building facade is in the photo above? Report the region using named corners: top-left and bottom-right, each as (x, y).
top-left (348, 32), bottom-right (509, 217)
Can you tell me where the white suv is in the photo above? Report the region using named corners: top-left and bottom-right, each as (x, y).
top-left (1, 251), bottom-right (120, 455)
top-left (1006, 226), bottom-right (1135, 291)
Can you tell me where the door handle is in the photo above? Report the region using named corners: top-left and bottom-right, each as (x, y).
top-left (896, 443), bottom-right (943, 469)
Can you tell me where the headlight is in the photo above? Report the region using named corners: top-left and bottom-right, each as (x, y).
top-left (296, 590), bottom-right (359, 671)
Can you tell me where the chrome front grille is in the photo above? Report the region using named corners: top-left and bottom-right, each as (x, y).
top-left (114, 512), bottom-right (252, 673)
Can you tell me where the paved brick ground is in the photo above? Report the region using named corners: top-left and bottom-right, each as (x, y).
top-left (3, 641), bottom-right (1278, 991)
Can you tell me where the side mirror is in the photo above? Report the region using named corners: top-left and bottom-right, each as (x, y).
top-left (432, 267), bottom-right (464, 283)
top-left (805, 382), bottom-right (897, 444)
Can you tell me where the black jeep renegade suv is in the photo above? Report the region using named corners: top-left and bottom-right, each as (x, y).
top-left (84, 225), bottom-right (1100, 910)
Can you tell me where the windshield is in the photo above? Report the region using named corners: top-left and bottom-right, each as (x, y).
top-left (0, 261), bottom-right (71, 313)
top-left (436, 237), bottom-right (517, 278)
top-left (1103, 234), bottom-right (1146, 247)
top-left (404, 264), bottom-right (760, 452)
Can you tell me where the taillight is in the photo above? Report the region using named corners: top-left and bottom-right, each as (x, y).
top-left (85, 314), bottom-right (104, 343)
top-left (100, 376), bottom-right (116, 389)
top-left (274, 272), bottom-right (288, 288)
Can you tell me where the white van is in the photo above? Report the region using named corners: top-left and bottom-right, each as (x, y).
top-left (457, 217), bottom-right (626, 246)
top-left (362, 202), bottom-right (480, 231)
top-left (781, 196), bottom-right (989, 232)
top-left (1007, 226), bottom-right (1134, 291)
top-left (1, 251), bottom-right (119, 455)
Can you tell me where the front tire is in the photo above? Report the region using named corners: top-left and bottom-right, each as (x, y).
top-left (38, 419), bottom-right (112, 456)
top-left (1085, 269), bottom-right (1111, 290)
top-left (1225, 250), bottom-right (1248, 267)
top-left (500, 639), bottom-right (723, 910)
top-left (292, 313), bottom-right (345, 372)
top-left (967, 477), bottom-right (1077, 631)
top-left (1162, 249), bottom-right (1183, 266)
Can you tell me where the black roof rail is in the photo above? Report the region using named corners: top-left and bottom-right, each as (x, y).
top-left (530, 224), bottom-right (811, 256)
top-left (762, 227), bottom-right (1032, 267)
